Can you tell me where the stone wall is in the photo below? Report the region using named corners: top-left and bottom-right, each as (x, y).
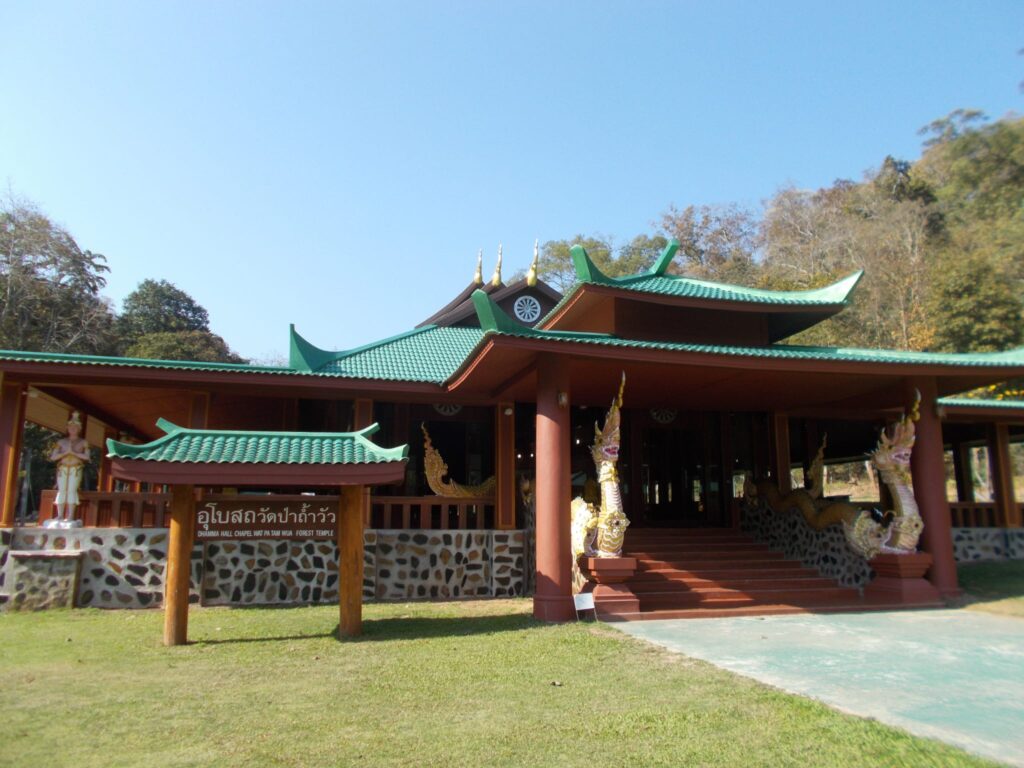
top-left (0, 529), bottom-right (11, 606)
top-left (952, 528), bottom-right (1024, 563)
top-left (4, 551), bottom-right (82, 610)
top-left (741, 502), bottom-right (874, 588)
top-left (0, 527), bottom-right (526, 610)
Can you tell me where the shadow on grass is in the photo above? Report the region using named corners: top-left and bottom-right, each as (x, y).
top-left (189, 612), bottom-right (539, 646)
top-left (344, 612), bottom-right (539, 642)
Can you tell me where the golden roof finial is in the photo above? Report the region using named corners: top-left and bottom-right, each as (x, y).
top-left (473, 249), bottom-right (483, 285)
top-left (526, 239), bottom-right (539, 286)
top-left (491, 243), bottom-right (503, 287)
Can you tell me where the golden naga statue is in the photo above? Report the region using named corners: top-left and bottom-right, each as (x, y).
top-left (571, 373), bottom-right (630, 560)
top-left (744, 393), bottom-right (924, 560)
top-left (421, 423), bottom-right (496, 498)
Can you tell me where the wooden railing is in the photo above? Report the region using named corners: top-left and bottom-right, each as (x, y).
top-left (38, 490), bottom-right (172, 528)
top-left (370, 495), bottom-right (495, 530)
top-left (949, 502), bottom-right (1000, 528)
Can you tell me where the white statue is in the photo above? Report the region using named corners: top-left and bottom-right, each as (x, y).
top-left (46, 411), bottom-right (90, 528)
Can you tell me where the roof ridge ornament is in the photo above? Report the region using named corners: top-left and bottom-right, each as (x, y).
top-left (473, 249), bottom-right (483, 285)
top-left (491, 244), bottom-right (503, 287)
top-left (526, 239), bottom-right (539, 287)
top-left (649, 239), bottom-right (680, 276)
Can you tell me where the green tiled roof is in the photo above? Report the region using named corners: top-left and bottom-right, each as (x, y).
top-left (938, 397), bottom-right (1024, 410)
top-left (558, 240), bottom-right (862, 311)
top-left (289, 325), bottom-right (484, 383)
top-left (472, 291), bottom-right (1024, 369)
top-left (107, 419), bottom-right (409, 464)
top-left (0, 349), bottom-right (293, 374)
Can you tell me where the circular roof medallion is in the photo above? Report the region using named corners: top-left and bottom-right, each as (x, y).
top-left (650, 408), bottom-right (678, 425)
top-left (433, 403), bottom-right (463, 417)
top-left (513, 295), bottom-right (542, 323)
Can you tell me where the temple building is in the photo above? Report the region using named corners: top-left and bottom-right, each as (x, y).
top-left (1, 241), bottom-right (1023, 622)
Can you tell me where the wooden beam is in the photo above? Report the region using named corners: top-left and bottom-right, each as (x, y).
top-left (338, 484), bottom-right (364, 638)
top-left (0, 377), bottom-right (27, 527)
top-left (495, 402), bottom-right (516, 529)
top-left (769, 412), bottom-right (792, 494)
top-left (988, 423), bottom-right (1020, 527)
top-left (163, 484), bottom-right (195, 646)
top-left (32, 386), bottom-right (141, 440)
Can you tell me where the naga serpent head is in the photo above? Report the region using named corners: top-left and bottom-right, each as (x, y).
top-left (872, 390), bottom-right (920, 474)
top-left (591, 372), bottom-right (626, 468)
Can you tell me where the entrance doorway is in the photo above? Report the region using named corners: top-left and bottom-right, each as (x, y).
top-left (636, 413), bottom-right (729, 528)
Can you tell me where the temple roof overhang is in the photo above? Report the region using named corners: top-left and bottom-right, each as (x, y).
top-left (106, 419), bottom-right (409, 486)
top-left (444, 291), bottom-right (1024, 412)
top-left (541, 241), bottom-right (863, 342)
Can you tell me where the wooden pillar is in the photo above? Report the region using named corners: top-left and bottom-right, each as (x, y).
top-left (721, 414), bottom-right (738, 528)
top-left (163, 484), bottom-right (195, 646)
top-left (907, 378), bottom-right (959, 597)
top-left (188, 392), bottom-right (210, 429)
top-left (338, 484), bottom-right (364, 637)
top-left (533, 354), bottom-right (574, 622)
top-left (496, 402), bottom-right (516, 530)
top-left (769, 412), bottom-right (792, 494)
top-left (952, 441), bottom-right (974, 503)
top-left (353, 399), bottom-right (374, 526)
top-left (988, 424), bottom-right (1020, 527)
top-left (0, 377), bottom-right (27, 527)
top-left (97, 427), bottom-right (117, 493)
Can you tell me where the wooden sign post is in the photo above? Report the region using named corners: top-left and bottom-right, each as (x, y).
top-left (164, 484), bottom-right (195, 646)
top-left (338, 484), bottom-right (364, 638)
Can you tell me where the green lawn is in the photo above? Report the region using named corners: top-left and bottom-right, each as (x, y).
top-left (0, 600), bottom-right (998, 768)
top-left (958, 560), bottom-right (1024, 618)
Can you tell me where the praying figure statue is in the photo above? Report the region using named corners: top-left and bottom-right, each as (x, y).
top-left (46, 411), bottom-right (90, 528)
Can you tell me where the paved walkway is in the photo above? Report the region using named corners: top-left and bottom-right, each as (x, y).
top-left (616, 610), bottom-right (1024, 767)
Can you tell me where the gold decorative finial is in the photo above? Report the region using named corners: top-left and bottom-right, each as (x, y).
top-left (491, 243), bottom-right (503, 287)
top-left (526, 239), bottom-right (539, 286)
top-left (68, 410), bottom-right (82, 426)
top-left (473, 249), bottom-right (483, 285)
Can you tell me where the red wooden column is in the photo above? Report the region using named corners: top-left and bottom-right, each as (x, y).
top-left (988, 423), bottom-right (1020, 527)
top-left (495, 402), bottom-right (516, 530)
top-left (338, 484), bottom-right (364, 637)
top-left (769, 412), bottom-right (792, 494)
top-left (907, 377), bottom-right (959, 597)
top-left (353, 399), bottom-right (374, 526)
top-left (533, 354), bottom-right (574, 622)
top-left (164, 484), bottom-right (195, 646)
top-left (0, 377), bottom-right (27, 528)
top-left (952, 442), bottom-right (975, 503)
top-left (97, 427), bottom-right (117, 493)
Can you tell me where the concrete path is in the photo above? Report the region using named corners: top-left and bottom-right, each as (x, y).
top-left (616, 610), bottom-right (1024, 766)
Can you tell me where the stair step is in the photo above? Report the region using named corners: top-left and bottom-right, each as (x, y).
top-left (625, 543), bottom-right (772, 554)
top-left (632, 565), bottom-right (811, 580)
top-left (637, 586), bottom-right (858, 610)
top-left (628, 576), bottom-right (836, 593)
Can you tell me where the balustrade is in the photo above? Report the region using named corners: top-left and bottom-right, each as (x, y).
top-left (949, 502), bottom-right (999, 528)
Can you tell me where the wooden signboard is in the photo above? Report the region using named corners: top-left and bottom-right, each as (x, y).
top-left (196, 495), bottom-right (339, 540)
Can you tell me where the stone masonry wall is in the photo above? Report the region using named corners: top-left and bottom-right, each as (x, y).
top-left (5, 552), bottom-right (82, 610)
top-left (952, 528), bottom-right (1024, 563)
top-left (741, 502), bottom-right (874, 588)
top-left (0, 528), bottom-right (525, 609)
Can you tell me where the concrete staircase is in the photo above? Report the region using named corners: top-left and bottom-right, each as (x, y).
top-left (617, 528), bottom-right (919, 620)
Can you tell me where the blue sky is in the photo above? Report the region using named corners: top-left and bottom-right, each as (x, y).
top-left (2, 1), bottom-right (1021, 361)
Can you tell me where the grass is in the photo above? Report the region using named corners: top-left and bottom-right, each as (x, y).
top-left (958, 560), bottom-right (1024, 618)
top-left (0, 600), bottom-right (999, 768)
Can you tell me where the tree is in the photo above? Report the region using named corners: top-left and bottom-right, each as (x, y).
top-left (928, 252), bottom-right (1023, 353)
top-left (0, 194), bottom-right (116, 354)
top-left (125, 330), bottom-right (245, 363)
top-left (657, 203), bottom-right (759, 283)
top-left (118, 279), bottom-right (210, 344)
top-left (117, 278), bottom-right (245, 363)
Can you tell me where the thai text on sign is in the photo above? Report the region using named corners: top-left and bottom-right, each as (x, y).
top-left (195, 496), bottom-right (339, 540)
